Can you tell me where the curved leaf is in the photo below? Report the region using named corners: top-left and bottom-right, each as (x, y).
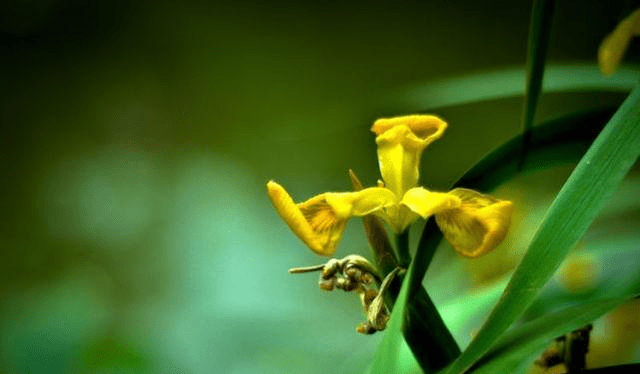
top-left (385, 64), bottom-right (639, 112)
top-left (369, 265), bottom-right (414, 374)
top-left (412, 107), bottom-right (616, 297)
top-left (443, 81), bottom-right (640, 374)
top-left (519, 0), bottom-right (556, 169)
top-left (469, 296), bottom-right (637, 374)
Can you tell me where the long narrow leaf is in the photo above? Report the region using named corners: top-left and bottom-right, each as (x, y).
top-left (370, 264), bottom-right (461, 373)
top-left (411, 107), bottom-right (615, 298)
top-left (443, 82), bottom-right (640, 374)
top-left (407, 107), bottom-right (617, 371)
top-left (520, 0), bottom-right (556, 169)
top-left (469, 296), bottom-right (637, 374)
top-left (454, 108), bottom-right (615, 191)
top-left (370, 264), bottom-right (415, 374)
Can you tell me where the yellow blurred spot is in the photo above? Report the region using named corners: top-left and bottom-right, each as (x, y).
top-left (598, 8), bottom-right (640, 76)
top-left (557, 252), bottom-right (601, 294)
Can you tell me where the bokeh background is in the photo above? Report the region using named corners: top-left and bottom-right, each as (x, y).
top-left (1, 0), bottom-right (639, 373)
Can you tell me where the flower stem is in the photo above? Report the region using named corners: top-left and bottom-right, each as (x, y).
top-left (384, 268), bottom-right (461, 372)
top-left (395, 229), bottom-right (411, 267)
top-left (387, 220), bottom-right (461, 371)
top-left (410, 218), bottom-right (443, 297)
top-left (404, 287), bottom-right (461, 372)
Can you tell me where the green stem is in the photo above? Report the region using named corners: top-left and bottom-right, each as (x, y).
top-left (404, 287), bottom-right (461, 372)
top-left (382, 222), bottom-right (460, 371)
top-left (405, 219), bottom-right (461, 371)
top-left (395, 229), bottom-right (411, 268)
top-left (410, 218), bottom-right (443, 298)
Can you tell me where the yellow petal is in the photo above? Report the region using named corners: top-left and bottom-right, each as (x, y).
top-left (599, 8), bottom-right (640, 76)
top-left (370, 204), bottom-right (418, 233)
top-left (401, 187), bottom-right (462, 218)
top-left (349, 170), bottom-right (397, 274)
top-left (267, 181), bottom-right (332, 255)
top-left (266, 181), bottom-right (395, 256)
top-left (371, 114), bottom-right (447, 144)
top-left (371, 115), bottom-right (447, 197)
top-left (326, 187), bottom-right (397, 217)
top-left (434, 188), bottom-right (513, 258)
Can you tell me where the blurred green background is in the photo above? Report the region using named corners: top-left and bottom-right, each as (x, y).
top-left (1, 0), bottom-right (639, 373)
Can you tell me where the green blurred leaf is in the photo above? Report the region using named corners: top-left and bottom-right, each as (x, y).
top-left (527, 235), bottom-right (640, 319)
top-left (442, 82), bottom-right (640, 374)
top-left (386, 64), bottom-right (639, 111)
top-left (519, 0), bottom-right (555, 168)
top-left (453, 107), bottom-right (615, 191)
top-left (468, 295), bottom-right (637, 374)
top-left (81, 335), bottom-right (149, 371)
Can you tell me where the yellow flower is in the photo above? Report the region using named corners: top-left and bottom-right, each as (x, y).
top-left (599, 8), bottom-right (640, 76)
top-left (267, 115), bottom-right (512, 258)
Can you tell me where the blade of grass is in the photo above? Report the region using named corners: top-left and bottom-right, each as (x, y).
top-left (519, 0), bottom-right (556, 169)
top-left (442, 82), bottom-right (640, 374)
top-left (469, 295), bottom-right (637, 374)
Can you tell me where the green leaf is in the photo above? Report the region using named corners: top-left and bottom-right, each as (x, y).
top-left (411, 106), bottom-right (616, 303)
top-left (370, 264), bottom-right (460, 373)
top-left (384, 64), bottom-right (639, 112)
top-left (442, 81), bottom-right (640, 374)
top-left (453, 107), bottom-right (615, 191)
top-left (468, 295), bottom-right (637, 374)
top-left (519, 0), bottom-right (556, 169)
top-left (405, 107), bottom-right (620, 374)
top-left (403, 288), bottom-right (461, 372)
top-left (370, 264), bottom-right (415, 374)
top-left (527, 236), bottom-right (640, 319)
